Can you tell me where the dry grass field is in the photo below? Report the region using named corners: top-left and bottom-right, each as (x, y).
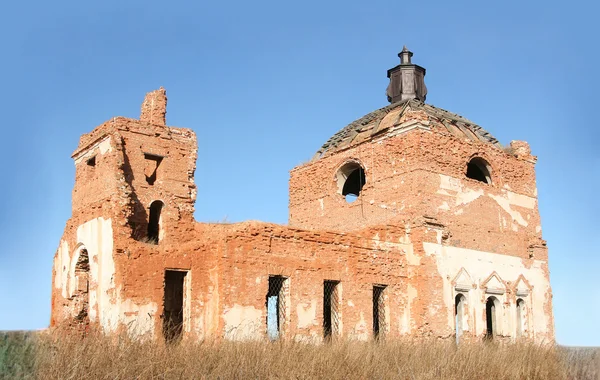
top-left (1, 330), bottom-right (598, 379)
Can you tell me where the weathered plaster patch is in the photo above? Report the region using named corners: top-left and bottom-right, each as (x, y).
top-left (423, 242), bottom-right (551, 341)
top-left (296, 300), bottom-right (317, 328)
top-left (75, 217), bottom-right (114, 328)
top-left (120, 299), bottom-right (158, 339)
top-left (98, 137), bottom-right (112, 154)
top-left (457, 188), bottom-right (484, 206)
top-left (401, 284), bottom-right (418, 334)
top-left (489, 193), bottom-right (528, 227)
top-left (74, 136), bottom-right (112, 164)
top-left (439, 174), bottom-right (536, 228)
top-left (55, 240), bottom-right (70, 299)
top-left (222, 304), bottom-right (263, 341)
top-left (439, 174), bottom-right (462, 193)
top-left (352, 312), bottom-right (369, 341)
top-left (371, 234), bottom-right (417, 265)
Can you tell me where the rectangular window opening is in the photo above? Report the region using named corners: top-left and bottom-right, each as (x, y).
top-left (86, 156), bottom-right (96, 167)
top-left (144, 153), bottom-right (164, 186)
top-left (163, 270), bottom-right (187, 343)
top-left (323, 280), bottom-right (340, 340)
top-left (373, 285), bottom-right (387, 339)
top-left (266, 275), bottom-right (287, 341)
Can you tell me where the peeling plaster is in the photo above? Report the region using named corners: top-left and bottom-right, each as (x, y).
top-left (75, 217), bottom-right (114, 329)
top-left (74, 136), bottom-right (112, 164)
top-left (438, 174), bottom-right (535, 227)
top-left (55, 240), bottom-right (70, 299)
top-left (222, 304), bottom-right (263, 341)
top-left (121, 298), bottom-right (158, 339)
top-left (438, 201), bottom-right (450, 211)
top-left (353, 311), bottom-right (369, 341)
top-left (489, 193), bottom-right (529, 227)
top-left (424, 242), bottom-right (551, 341)
top-left (296, 300), bottom-right (317, 328)
top-left (402, 284), bottom-right (418, 334)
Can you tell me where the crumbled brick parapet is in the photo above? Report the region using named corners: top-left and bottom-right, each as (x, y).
top-left (508, 140), bottom-right (537, 162)
top-left (140, 87), bottom-right (167, 126)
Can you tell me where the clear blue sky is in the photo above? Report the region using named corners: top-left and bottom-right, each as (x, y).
top-left (0, 0), bottom-right (597, 346)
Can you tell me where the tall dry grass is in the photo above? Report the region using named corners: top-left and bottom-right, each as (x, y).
top-left (3, 330), bottom-right (599, 379)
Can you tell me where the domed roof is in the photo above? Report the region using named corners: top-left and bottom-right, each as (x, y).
top-left (312, 98), bottom-right (501, 161)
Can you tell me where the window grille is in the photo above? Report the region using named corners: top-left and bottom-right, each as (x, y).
top-left (373, 285), bottom-right (387, 338)
top-left (323, 281), bottom-right (340, 339)
top-left (267, 276), bottom-right (287, 340)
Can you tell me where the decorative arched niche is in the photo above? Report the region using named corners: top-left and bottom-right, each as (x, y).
top-left (514, 275), bottom-right (532, 339)
top-left (516, 298), bottom-right (527, 338)
top-left (481, 272), bottom-right (506, 340)
top-left (485, 296), bottom-right (501, 339)
top-left (455, 293), bottom-right (467, 343)
top-left (452, 268), bottom-right (473, 343)
top-left (69, 244), bottom-right (90, 324)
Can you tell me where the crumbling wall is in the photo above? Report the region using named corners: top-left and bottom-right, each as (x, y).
top-left (140, 87), bottom-right (167, 126)
top-left (51, 88), bottom-right (554, 345)
top-left (289, 127), bottom-right (543, 257)
top-left (103, 221), bottom-right (411, 342)
top-left (51, 88), bottom-right (197, 335)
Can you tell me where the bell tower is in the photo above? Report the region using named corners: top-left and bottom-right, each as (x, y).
top-left (119, 88), bottom-right (198, 244)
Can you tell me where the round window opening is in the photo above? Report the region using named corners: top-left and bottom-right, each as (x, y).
top-left (466, 157), bottom-right (492, 184)
top-left (336, 162), bottom-right (366, 203)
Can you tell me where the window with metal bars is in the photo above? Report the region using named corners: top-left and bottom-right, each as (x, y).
top-left (266, 276), bottom-right (287, 341)
top-left (373, 285), bottom-right (387, 338)
top-left (323, 281), bottom-right (340, 340)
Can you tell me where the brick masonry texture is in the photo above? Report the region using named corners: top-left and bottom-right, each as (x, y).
top-left (50, 84), bottom-right (554, 344)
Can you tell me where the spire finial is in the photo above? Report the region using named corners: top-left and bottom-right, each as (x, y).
top-left (399, 46), bottom-right (413, 64)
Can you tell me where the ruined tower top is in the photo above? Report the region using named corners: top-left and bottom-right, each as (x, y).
top-left (140, 87), bottom-right (167, 126)
top-left (386, 46), bottom-right (427, 103)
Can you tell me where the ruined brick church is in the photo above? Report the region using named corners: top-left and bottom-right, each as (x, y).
top-left (51, 48), bottom-right (554, 343)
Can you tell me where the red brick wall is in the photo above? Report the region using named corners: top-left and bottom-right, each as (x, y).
top-left (50, 90), bottom-right (554, 344)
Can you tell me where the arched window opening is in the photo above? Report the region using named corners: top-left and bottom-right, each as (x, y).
top-left (516, 298), bottom-right (526, 338)
top-left (336, 162), bottom-right (366, 203)
top-left (74, 247), bottom-right (90, 325)
top-left (485, 297), bottom-right (499, 340)
top-left (148, 201), bottom-right (164, 244)
top-left (466, 157), bottom-right (492, 184)
top-left (455, 294), bottom-right (466, 343)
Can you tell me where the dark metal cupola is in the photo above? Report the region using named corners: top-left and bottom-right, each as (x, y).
top-left (386, 46), bottom-right (427, 103)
